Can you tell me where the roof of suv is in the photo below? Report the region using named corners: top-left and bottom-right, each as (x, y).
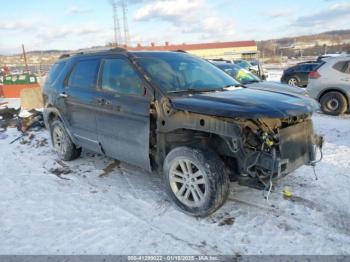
top-left (58, 47), bottom-right (129, 60)
top-left (58, 47), bottom-right (189, 61)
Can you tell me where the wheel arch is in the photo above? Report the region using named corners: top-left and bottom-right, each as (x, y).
top-left (154, 111), bottom-right (243, 172)
top-left (156, 128), bottom-right (240, 175)
top-left (162, 128), bottom-right (235, 155)
top-left (44, 106), bottom-right (78, 145)
top-left (44, 106), bottom-right (63, 126)
top-left (288, 75), bottom-right (301, 83)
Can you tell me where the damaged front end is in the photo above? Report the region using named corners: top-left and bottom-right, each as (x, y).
top-left (158, 93), bottom-right (323, 189)
top-left (239, 114), bottom-right (323, 187)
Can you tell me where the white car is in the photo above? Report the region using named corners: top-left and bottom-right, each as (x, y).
top-left (307, 56), bottom-right (350, 115)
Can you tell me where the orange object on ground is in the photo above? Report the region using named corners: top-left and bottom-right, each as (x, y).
top-left (0, 84), bottom-right (40, 98)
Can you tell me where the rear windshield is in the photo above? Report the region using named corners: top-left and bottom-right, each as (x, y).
top-left (299, 64), bottom-right (318, 71)
top-left (313, 61), bottom-right (326, 71)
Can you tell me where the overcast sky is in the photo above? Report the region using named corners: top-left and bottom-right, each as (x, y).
top-left (0, 0), bottom-right (349, 54)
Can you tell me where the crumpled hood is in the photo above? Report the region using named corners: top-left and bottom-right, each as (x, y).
top-left (171, 88), bottom-right (319, 119)
top-left (247, 81), bottom-right (306, 95)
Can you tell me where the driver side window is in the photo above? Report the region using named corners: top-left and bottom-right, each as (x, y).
top-left (101, 59), bottom-right (143, 95)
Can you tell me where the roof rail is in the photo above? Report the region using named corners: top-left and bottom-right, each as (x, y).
top-left (109, 47), bottom-right (127, 52)
top-left (58, 54), bottom-right (70, 59)
top-left (58, 46), bottom-right (127, 59)
top-left (172, 50), bottom-right (187, 53)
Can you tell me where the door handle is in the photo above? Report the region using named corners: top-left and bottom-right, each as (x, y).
top-left (96, 98), bottom-right (106, 105)
top-left (59, 93), bottom-right (68, 98)
top-left (96, 98), bottom-right (112, 106)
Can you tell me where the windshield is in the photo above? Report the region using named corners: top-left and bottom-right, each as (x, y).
top-left (135, 52), bottom-right (239, 93)
top-left (217, 64), bottom-right (261, 84)
top-left (234, 60), bottom-right (251, 69)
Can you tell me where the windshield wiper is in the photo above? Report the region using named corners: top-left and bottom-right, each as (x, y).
top-left (167, 88), bottom-right (223, 94)
top-left (244, 80), bottom-right (260, 84)
top-left (224, 84), bottom-right (245, 88)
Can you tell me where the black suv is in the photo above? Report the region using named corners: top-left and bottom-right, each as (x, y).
top-left (281, 62), bottom-right (321, 87)
top-left (43, 48), bottom-right (323, 217)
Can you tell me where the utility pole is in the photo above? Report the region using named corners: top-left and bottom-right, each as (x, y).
top-left (121, 0), bottom-right (130, 46)
top-left (109, 0), bottom-right (122, 46)
top-left (22, 44), bottom-right (29, 73)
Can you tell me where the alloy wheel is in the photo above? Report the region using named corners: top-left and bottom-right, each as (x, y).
top-left (288, 78), bottom-right (298, 86)
top-left (326, 98), bottom-right (339, 112)
top-left (169, 158), bottom-right (207, 207)
top-left (52, 125), bottom-right (66, 156)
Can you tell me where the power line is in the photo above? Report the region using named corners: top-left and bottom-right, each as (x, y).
top-left (109, 0), bottom-right (122, 46)
top-left (121, 0), bottom-right (130, 46)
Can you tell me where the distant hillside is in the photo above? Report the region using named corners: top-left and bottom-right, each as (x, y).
top-left (26, 50), bottom-right (69, 55)
top-left (258, 30), bottom-right (350, 58)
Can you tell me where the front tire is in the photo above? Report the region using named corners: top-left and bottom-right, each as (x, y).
top-left (320, 91), bottom-right (348, 116)
top-left (163, 147), bottom-right (229, 217)
top-left (50, 120), bottom-right (81, 161)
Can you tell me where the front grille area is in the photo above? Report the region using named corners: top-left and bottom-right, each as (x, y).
top-left (278, 119), bottom-right (314, 173)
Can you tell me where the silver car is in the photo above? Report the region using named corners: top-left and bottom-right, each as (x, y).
top-left (307, 56), bottom-right (350, 115)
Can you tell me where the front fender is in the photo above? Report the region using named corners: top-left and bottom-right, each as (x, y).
top-left (159, 110), bottom-right (242, 139)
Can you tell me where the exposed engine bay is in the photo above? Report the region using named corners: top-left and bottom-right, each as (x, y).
top-left (235, 114), bottom-right (324, 191)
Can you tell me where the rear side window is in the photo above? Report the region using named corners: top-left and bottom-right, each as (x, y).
top-left (299, 64), bottom-right (314, 71)
top-left (68, 59), bottom-right (100, 89)
top-left (333, 61), bottom-right (350, 74)
top-left (345, 62), bottom-right (350, 74)
top-left (100, 59), bottom-right (143, 95)
top-left (286, 67), bottom-right (296, 73)
top-left (47, 62), bottom-right (65, 83)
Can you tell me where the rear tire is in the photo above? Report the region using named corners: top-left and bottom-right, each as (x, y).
top-left (50, 120), bottom-right (81, 161)
top-left (163, 146), bottom-right (230, 217)
top-left (320, 91), bottom-right (348, 116)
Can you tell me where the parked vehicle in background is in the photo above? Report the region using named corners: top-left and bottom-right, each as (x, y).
top-left (43, 48), bottom-right (323, 217)
top-left (10, 69), bottom-right (22, 75)
top-left (316, 53), bottom-right (343, 62)
top-left (233, 59), bottom-right (269, 80)
top-left (307, 56), bottom-right (350, 115)
top-left (212, 61), bottom-right (305, 95)
top-left (233, 59), bottom-right (251, 69)
top-left (281, 62), bottom-right (321, 87)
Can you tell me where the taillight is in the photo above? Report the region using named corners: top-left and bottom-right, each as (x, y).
top-left (309, 71), bottom-right (321, 79)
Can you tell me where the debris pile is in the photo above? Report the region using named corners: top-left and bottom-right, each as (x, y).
top-left (0, 104), bottom-right (20, 133)
top-left (48, 160), bottom-right (72, 180)
top-left (0, 102), bottom-right (45, 143)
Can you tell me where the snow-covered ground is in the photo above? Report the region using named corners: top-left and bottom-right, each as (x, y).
top-left (0, 108), bottom-right (349, 255)
top-left (267, 69), bottom-right (283, 82)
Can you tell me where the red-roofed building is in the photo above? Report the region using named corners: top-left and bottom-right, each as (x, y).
top-left (128, 40), bottom-right (258, 60)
